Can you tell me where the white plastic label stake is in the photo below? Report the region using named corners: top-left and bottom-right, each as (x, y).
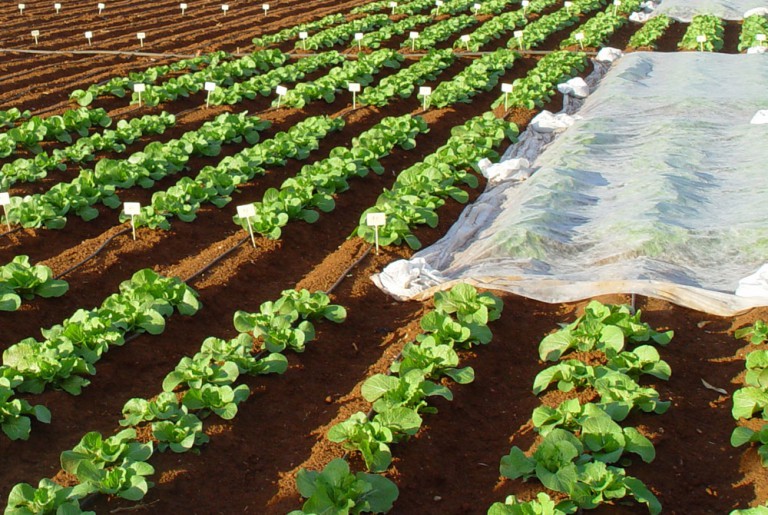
top-left (575, 31), bottom-right (585, 49)
top-left (97, 2), bottom-right (104, 14)
top-left (275, 85), bottom-right (287, 107)
top-left (419, 86), bottom-right (431, 110)
top-left (124, 202), bottom-right (140, 240)
top-left (613, 0), bottom-right (621, 15)
top-left (180, 2), bottom-right (187, 14)
top-left (696, 34), bottom-right (706, 51)
top-left (564, 0), bottom-right (572, 13)
top-left (757, 33), bottom-right (767, 43)
top-left (31, 30), bottom-right (40, 45)
top-left (237, 204), bottom-right (257, 247)
top-left (133, 83), bottom-right (145, 106)
top-left (355, 31), bottom-right (364, 50)
top-left (299, 30), bottom-right (308, 50)
top-left (18, 4), bottom-right (25, 14)
top-left (514, 29), bottom-right (524, 49)
top-left (366, 212), bottom-right (386, 254)
top-left (204, 81), bottom-right (216, 108)
top-left (221, 4), bottom-right (229, 14)
top-left (435, 0), bottom-right (443, 15)
top-left (262, 3), bottom-right (269, 15)
top-left (473, 2), bottom-right (481, 14)
top-left (521, 0), bottom-right (529, 12)
top-left (85, 31), bottom-right (93, 45)
top-left (410, 30), bottom-right (418, 50)
top-left (349, 82), bottom-right (360, 109)
top-left (389, 0), bottom-right (397, 14)
top-left (137, 32), bottom-right (145, 47)
top-left (54, 2), bottom-right (61, 13)
top-left (501, 82), bottom-right (513, 110)
top-left (0, 192), bottom-right (10, 232)
top-left (460, 34), bottom-right (470, 50)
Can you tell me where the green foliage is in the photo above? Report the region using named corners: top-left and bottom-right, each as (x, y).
top-left (5, 478), bottom-right (93, 515)
top-left (152, 413), bottom-right (210, 453)
top-left (0, 255), bottom-right (68, 311)
top-left (628, 14), bottom-right (672, 49)
top-left (679, 14), bottom-right (724, 51)
top-left (736, 320), bottom-right (768, 345)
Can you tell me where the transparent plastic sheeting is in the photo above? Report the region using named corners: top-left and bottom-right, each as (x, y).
top-left (374, 52), bottom-right (768, 316)
top-left (650, 0), bottom-right (768, 21)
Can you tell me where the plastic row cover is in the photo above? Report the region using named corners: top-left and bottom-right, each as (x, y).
top-left (375, 52), bottom-right (768, 316)
top-left (650, 0), bottom-right (768, 21)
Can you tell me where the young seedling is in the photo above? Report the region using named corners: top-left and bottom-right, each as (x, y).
top-left (366, 212), bottom-right (386, 254)
top-left (204, 81), bottom-right (216, 108)
top-left (460, 34), bottom-right (470, 50)
top-left (419, 86), bottom-right (431, 110)
top-left (123, 202), bottom-right (141, 240)
top-left (696, 34), bottom-right (706, 52)
top-left (221, 4), bottom-right (229, 15)
top-left (349, 82), bottom-right (361, 109)
top-left (85, 31), bottom-right (93, 46)
top-left (179, 2), bottom-right (187, 15)
top-left (409, 31), bottom-right (419, 51)
top-left (262, 3), bottom-right (269, 16)
top-left (54, 2), bottom-right (61, 13)
top-left (0, 192), bottom-right (11, 232)
top-left (275, 85), bottom-right (287, 107)
top-left (389, 1), bottom-right (397, 15)
top-left (31, 30), bottom-right (40, 45)
top-left (299, 31), bottom-right (308, 50)
top-left (514, 29), bottom-right (524, 49)
top-left (575, 31), bottom-right (585, 50)
top-left (97, 2), bottom-right (104, 14)
top-left (134, 83), bottom-right (146, 107)
top-left (237, 204), bottom-right (257, 247)
top-left (354, 32), bottom-right (364, 51)
top-left (18, 3), bottom-right (25, 15)
top-left (501, 82), bottom-right (512, 110)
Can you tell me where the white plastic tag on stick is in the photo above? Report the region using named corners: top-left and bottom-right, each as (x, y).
top-left (366, 212), bottom-right (386, 254)
top-left (275, 85), bottom-right (287, 107)
top-left (390, 0), bottom-right (397, 14)
top-left (419, 86), bottom-right (431, 110)
top-left (124, 202), bottom-right (141, 240)
top-left (31, 30), bottom-right (40, 45)
top-left (204, 81), bottom-right (216, 108)
top-left (54, 2), bottom-right (61, 13)
top-left (18, 4), bottom-right (25, 14)
top-left (134, 82), bottom-right (145, 106)
top-left (473, 2), bottom-right (481, 13)
top-left (237, 204), bottom-right (257, 247)
top-left (349, 82), bottom-right (361, 109)
top-left (137, 32), bottom-right (145, 47)
top-left (180, 2), bottom-right (187, 14)
top-left (97, 2), bottom-right (104, 14)
top-left (0, 192), bottom-right (10, 232)
top-left (221, 4), bottom-right (229, 14)
top-left (262, 3), bottom-right (269, 15)
top-left (460, 34), bottom-right (470, 50)
top-left (85, 31), bottom-right (93, 45)
top-left (501, 82), bottom-right (513, 110)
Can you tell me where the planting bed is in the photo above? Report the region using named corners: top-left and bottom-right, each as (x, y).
top-left (0, 0), bottom-right (766, 514)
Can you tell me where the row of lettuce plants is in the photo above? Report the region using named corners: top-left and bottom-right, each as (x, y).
top-left (489, 301), bottom-right (672, 513)
top-left (627, 13), bottom-right (673, 49)
top-left (291, 283), bottom-right (503, 514)
top-left (739, 14), bottom-right (768, 51)
top-left (5, 112), bottom-right (267, 229)
top-left (296, 14), bottom-right (392, 50)
top-left (0, 255), bottom-right (68, 311)
top-left (126, 115), bottom-right (344, 229)
top-left (352, 14), bottom-right (432, 50)
top-left (510, 0), bottom-right (606, 50)
top-left (427, 47), bottom-right (516, 107)
top-left (559, 0), bottom-right (644, 49)
top-left (0, 269), bottom-right (200, 441)
top-left (405, 13), bottom-right (478, 50)
top-left (678, 14), bottom-right (725, 51)
top-left (252, 13), bottom-right (346, 48)
top-left (232, 114), bottom-right (429, 239)
top-left (4, 289), bottom-right (345, 512)
top-left (1, 113), bottom-right (175, 190)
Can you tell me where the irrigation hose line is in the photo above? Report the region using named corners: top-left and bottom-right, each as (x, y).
top-left (183, 235), bottom-right (250, 283)
top-left (0, 226), bottom-right (23, 238)
top-left (53, 227), bottom-right (131, 280)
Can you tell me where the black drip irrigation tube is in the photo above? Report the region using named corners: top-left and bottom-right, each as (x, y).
top-left (53, 227), bottom-right (131, 280)
top-left (0, 226), bottom-right (24, 238)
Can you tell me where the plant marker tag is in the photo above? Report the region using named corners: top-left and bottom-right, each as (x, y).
top-left (204, 81), bottom-right (216, 108)
top-left (237, 204), bottom-right (257, 247)
top-left (521, 0), bottom-right (529, 13)
top-left (180, 2), bottom-right (187, 14)
top-left (473, 2), bottom-right (481, 14)
top-left (758, 33), bottom-right (767, 46)
top-left (31, 30), bottom-right (40, 45)
top-left (124, 202), bottom-right (140, 240)
top-left (349, 82), bottom-right (360, 109)
top-left (275, 85), bottom-right (287, 107)
top-left (564, 0), bottom-right (572, 14)
top-left (461, 34), bottom-right (470, 50)
top-left (366, 212), bottom-right (386, 254)
top-left (514, 29), bottom-right (524, 49)
top-left (419, 85), bottom-right (431, 110)
top-left (221, 4), bottom-right (229, 14)
top-left (575, 31), bottom-right (585, 50)
top-left (54, 2), bottom-right (61, 13)
top-left (97, 2), bottom-right (104, 14)
top-left (262, 3), bottom-right (269, 16)
top-left (435, 0), bottom-right (442, 16)
top-left (501, 82), bottom-right (512, 110)
top-left (696, 34), bottom-right (706, 52)
top-left (137, 32), bottom-right (146, 47)
top-left (85, 31), bottom-right (93, 45)
top-left (354, 31), bottom-right (364, 50)
top-left (410, 31), bottom-right (418, 51)
top-left (18, 3), bottom-right (25, 15)
top-left (0, 192), bottom-right (10, 232)
top-left (613, 0), bottom-right (621, 15)
top-left (133, 82), bottom-right (145, 106)
top-left (299, 30), bottom-right (308, 50)
top-left (390, 1), bottom-right (397, 15)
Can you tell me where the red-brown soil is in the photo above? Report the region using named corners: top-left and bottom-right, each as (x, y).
top-left (0, 1), bottom-right (764, 514)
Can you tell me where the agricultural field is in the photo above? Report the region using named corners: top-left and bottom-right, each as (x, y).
top-left (0, 0), bottom-right (767, 513)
